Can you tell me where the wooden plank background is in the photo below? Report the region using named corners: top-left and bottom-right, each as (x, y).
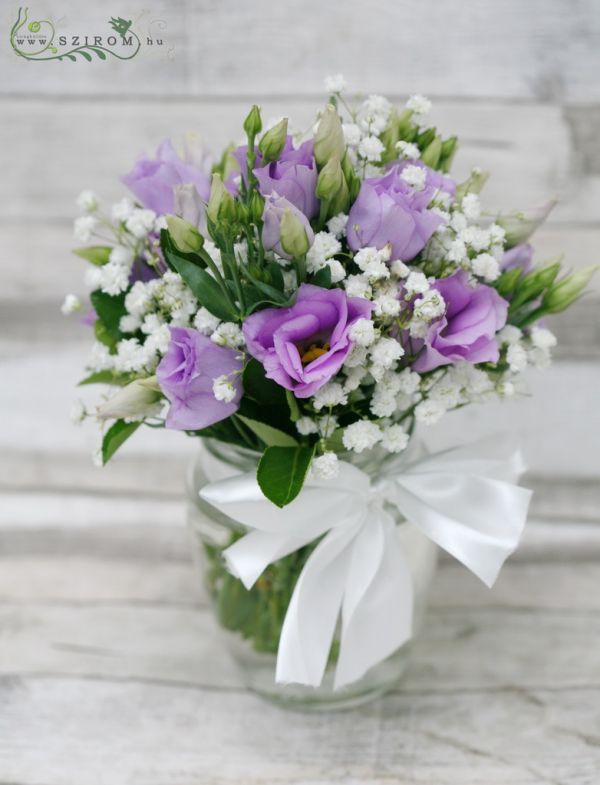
top-left (1, 1), bottom-right (599, 782)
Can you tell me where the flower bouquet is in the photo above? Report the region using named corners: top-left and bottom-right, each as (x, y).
top-left (66, 76), bottom-right (595, 708)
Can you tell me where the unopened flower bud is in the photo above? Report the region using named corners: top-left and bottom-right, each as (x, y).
top-left (455, 168), bottom-right (490, 201)
top-left (420, 135), bottom-right (442, 168)
top-left (439, 136), bottom-right (458, 173)
top-left (258, 118), bottom-right (288, 163)
top-left (542, 265), bottom-right (599, 313)
top-left (165, 214), bottom-right (204, 253)
top-left (316, 156), bottom-right (350, 216)
top-left (173, 183), bottom-right (205, 228)
top-left (96, 377), bottom-right (162, 421)
top-left (314, 104), bottom-right (345, 168)
top-left (243, 104), bottom-right (262, 138)
top-left (249, 190), bottom-right (265, 223)
top-left (280, 208), bottom-right (311, 258)
top-left (497, 200), bottom-right (558, 247)
top-left (207, 174), bottom-right (237, 225)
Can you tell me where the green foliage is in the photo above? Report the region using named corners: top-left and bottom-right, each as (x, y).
top-left (257, 445), bottom-right (315, 507)
top-left (73, 246), bottom-right (112, 266)
top-left (78, 370), bottom-right (136, 386)
top-left (101, 419), bottom-right (141, 465)
top-left (89, 290), bottom-right (127, 349)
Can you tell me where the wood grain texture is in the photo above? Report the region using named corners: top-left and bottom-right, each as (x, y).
top-left (2, 0), bottom-right (600, 101)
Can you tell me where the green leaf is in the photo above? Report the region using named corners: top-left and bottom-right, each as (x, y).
top-left (237, 415), bottom-right (298, 448)
top-left (94, 320), bottom-right (117, 351)
top-left (90, 290), bottom-right (127, 340)
top-left (243, 359), bottom-right (286, 406)
top-left (310, 265), bottom-right (332, 288)
top-left (257, 445), bottom-right (314, 508)
top-left (101, 420), bottom-right (141, 465)
top-left (73, 246), bottom-right (112, 266)
top-left (78, 370), bottom-right (135, 387)
top-left (163, 240), bottom-right (237, 322)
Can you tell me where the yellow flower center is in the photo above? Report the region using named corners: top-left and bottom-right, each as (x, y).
top-left (300, 343), bottom-right (330, 365)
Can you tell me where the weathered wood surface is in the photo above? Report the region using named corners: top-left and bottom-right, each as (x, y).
top-left (2, 0), bottom-right (600, 101)
top-left (1, 519), bottom-right (600, 785)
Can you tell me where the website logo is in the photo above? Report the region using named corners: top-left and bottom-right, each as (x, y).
top-left (9, 7), bottom-right (165, 62)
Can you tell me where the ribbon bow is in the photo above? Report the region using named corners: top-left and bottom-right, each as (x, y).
top-left (199, 436), bottom-right (532, 689)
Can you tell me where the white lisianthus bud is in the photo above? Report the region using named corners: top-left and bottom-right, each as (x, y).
top-left (96, 377), bottom-right (162, 421)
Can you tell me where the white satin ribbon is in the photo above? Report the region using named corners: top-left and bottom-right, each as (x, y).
top-left (199, 435), bottom-right (532, 689)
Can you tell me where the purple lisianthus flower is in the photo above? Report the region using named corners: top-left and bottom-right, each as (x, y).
top-left (230, 136), bottom-right (318, 219)
top-left (156, 327), bottom-right (243, 430)
top-left (347, 164), bottom-right (445, 261)
top-left (502, 242), bottom-right (534, 273)
top-left (122, 140), bottom-right (211, 216)
top-left (412, 270), bottom-right (508, 372)
top-left (262, 194), bottom-right (315, 260)
top-left (243, 284), bottom-right (372, 398)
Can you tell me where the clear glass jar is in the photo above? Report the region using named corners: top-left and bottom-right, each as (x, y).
top-left (186, 437), bottom-right (438, 711)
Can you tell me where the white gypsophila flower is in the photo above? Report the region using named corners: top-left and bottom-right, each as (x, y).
top-left (489, 223), bottom-right (506, 245)
top-left (463, 366), bottom-right (494, 396)
top-left (348, 318), bottom-right (375, 346)
top-left (61, 294), bottom-right (82, 315)
top-left (342, 420), bottom-right (382, 453)
top-left (381, 424), bottom-right (410, 453)
top-left (395, 141), bottom-right (420, 160)
top-left (282, 269), bottom-right (298, 293)
top-left (415, 398), bottom-right (446, 425)
top-left (312, 452), bottom-right (340, 480)
top-left (369, 337), bottom-right (404, 369)
top-left (194, 307), bottom-right (221, 335)
top-left (119, 314), bottom-right (141, 333)
top-left (312, 382), bottom-right (348, 411)
top-left (142, 324), bottom-right (171, 362)
top-left (461, 193), bottom-right (481, 221)
top-left (88, 341), bottom-right (114, 372)
top-left (343, 344), bottom-right (368, 369)
top-left (154, 215), bottom-right (168, 232)
top-left (306, 231), bottom-right (342, 273)
top-left (342, 123), bottom-right (361, 148)
top-left (141, 313), bottom-right (165, 336)
top-left (357, 95), bottom-right (392, 135)
top-left (327, 259), bottom-right (347, 283)
top-left (429, 380), bottom-right (462, 410)
top-left (397, 368), bottom-right (421, 395)
top-left (342, 365), bottom-right (366, 392)
top-left (404, 271), bottom-right (430, 297)
top-left (125, 280), bottom-right (154, 318)
top-left (370, 389), bottom-right (397, 418)
top-left (358, 135), bottom-right (385, 163)
top-left (400, 164), bottom-right (427, 191)
top-left (212, 375), bottom-right (237, 403)
top-left (126, 208), bottom-right (156, 239)
top-left (460, 226), bottom-right (491, 253)
top-left (498, 325), bottom-right (522, 346)
top-left (84, 266), bottom-right (103, 291)
top-left (489, 243), bottom-right (505, 262)
top-left (373, 290), bottom-right (402, 318)
top-left (112, 198), bottom-right (135, 222)
top-left (74, 215), bottom-right (97, 243)
top-left (211, 322), bottom-right (244, 348)
top-left (390, 259), bottom-right (410, 278)
top-left (412, 290), bottom-right (446, 322)
top-left (317, 415), bottom-right (338, 438)
top-left (70, 399), bottom-right (87, 424)
top-left (472, 253), bottom-right (500, 282)
top-left (76, 190), bottom-right (98, 213)
top-left (114, 338), bottom-right (149, 373)
top-left (449, 211), bottom-right (468, 233)
top-left (344, 274), bottom-right (373, 300)
top-left (109, 245), bottom-right (135, 267)
top-left (99, 261), bottom-right (131, 296)
top-left (497, 380), bottom-right (515, 397)
top-left (530, 326), bottom-right (557, 350)
top-left (506, 343), bottom-right (528, 373)
top-left (354, 247), bottom-right (390, 281)
top-left (406, 94), bottom-right (432, 115)
top-left (528, 346), bottom-right (552, 370)
top-left (447, 238), bottom-right (468, 264)
top-left (408, 319), bottom-right (429, 339)
top-left (324, 73), bottom-right (347, 93)
top-left (296, 416), bottom-right (319, 436)
top-left (327, 213), bottom-right (349, 238)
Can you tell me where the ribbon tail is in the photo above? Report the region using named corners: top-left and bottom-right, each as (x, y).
top-left (335, 512), bottom-right (413, 689)
top-left (275, 520), bottom-right (362, 688)
top-left (223, 530), bottom-right (315, 590)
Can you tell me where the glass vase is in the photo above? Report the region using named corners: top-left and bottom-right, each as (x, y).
top-left (186, 437), bottom-right (438, 711)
